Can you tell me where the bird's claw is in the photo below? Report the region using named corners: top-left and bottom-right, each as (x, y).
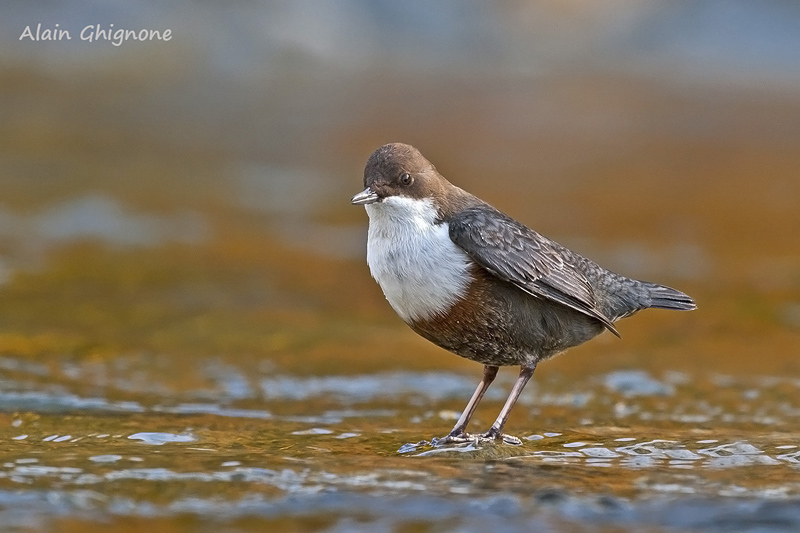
top-left (430, 432), bottom-right (476, 446)
top-left (431, 430), bottom-right (522, 447)
top-left (478, 428), bottom-right (523, 446)
top-left (498, 434), bottom-right (522, 446)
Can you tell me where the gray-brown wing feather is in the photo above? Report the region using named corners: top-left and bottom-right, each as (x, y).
top-left (448, 206), bottom-right (620, 337)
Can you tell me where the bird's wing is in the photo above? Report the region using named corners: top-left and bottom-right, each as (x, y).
top-left (448, 206), bottom-right (620, 337)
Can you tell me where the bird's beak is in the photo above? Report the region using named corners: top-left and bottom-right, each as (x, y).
top-left (351, 187), bottom-right (380, 205)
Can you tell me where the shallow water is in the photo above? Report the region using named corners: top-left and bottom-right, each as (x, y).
top-left (3, 356), bottom-right (800, 531)
top-left (2, 3), bottom-right (800, 532)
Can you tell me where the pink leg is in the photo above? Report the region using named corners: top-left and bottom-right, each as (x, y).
top-left (433, 365), bottom-right (498, 444)
top-left (482, 364), bottom-right (536, 444)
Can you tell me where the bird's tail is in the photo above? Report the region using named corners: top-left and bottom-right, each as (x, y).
top-left (644, 283), bottom-right (696, 311)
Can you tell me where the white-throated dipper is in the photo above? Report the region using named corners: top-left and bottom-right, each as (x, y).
top-left (352, 143), bottom-right (696, 445)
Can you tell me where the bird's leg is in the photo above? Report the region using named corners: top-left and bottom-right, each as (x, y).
top-left (481, 364), bottom-right (536, 445)
top-left (432, 365), bottom-right (498, 445)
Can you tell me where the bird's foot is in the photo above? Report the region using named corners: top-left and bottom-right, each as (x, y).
top-left (430, 431), bottom-right (476, 446)
top-left (499, 434), bottom-right (523, 446)
top-left (431, 429), bottom-right (522, 447)
top-left (478, 428), bottom-right (523, 446)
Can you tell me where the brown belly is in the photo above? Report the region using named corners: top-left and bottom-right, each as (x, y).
top-left (408, 268), bottom-right (605, 366)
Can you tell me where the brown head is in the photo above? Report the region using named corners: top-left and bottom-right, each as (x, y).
top-left (351, 143), bottom-right (458, 207)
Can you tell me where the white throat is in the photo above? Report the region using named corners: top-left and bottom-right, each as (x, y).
top-left (364, 196), bottom-right (472, 322)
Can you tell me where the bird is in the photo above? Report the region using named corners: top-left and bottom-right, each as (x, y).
top-left (351, 143), bottom-right (696, 445)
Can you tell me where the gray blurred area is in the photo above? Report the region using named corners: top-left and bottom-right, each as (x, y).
top-left (1, 1), bottom-right (798, 276)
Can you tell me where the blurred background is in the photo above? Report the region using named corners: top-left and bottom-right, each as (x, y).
top-left (0, 0), bottom-right (800, 372)
top-left (1, 0), bottom-right (798, 377)
top-left (1, 2), bottom-right (800, 530)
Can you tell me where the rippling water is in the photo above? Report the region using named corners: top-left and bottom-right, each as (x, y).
top-left (1, 357), bottom-right (800, 531)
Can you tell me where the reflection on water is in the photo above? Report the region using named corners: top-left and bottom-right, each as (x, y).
top-left (127, 432), bottom-right (195, 445)
top-left (2, 417), bottom-right (800, 531)
top-left (261, 372), bottom-right (508, 402)
top-left (0, 194), bottom-right (209, 286)
top-left (2, 353), bottom-right (800, 529)
top-left (0, 194), bottom-right (207, 248)
top-left (9, 355), bottom-right (800, 430)
top-left (603, 369), bottom-right (675, 397)
top-left (403, 434), bottom-right (800, 469)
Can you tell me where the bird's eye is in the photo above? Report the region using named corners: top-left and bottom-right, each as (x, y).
top-left (400, 173), bottom-right (413, 185)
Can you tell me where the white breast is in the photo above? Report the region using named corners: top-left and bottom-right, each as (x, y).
top-left (364, 196), bottom-right (472, 323)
